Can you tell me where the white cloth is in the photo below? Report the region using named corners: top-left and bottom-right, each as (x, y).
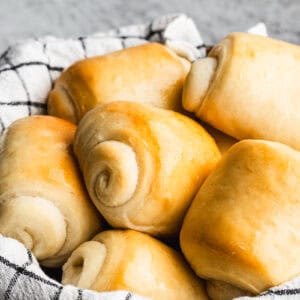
top-left (2, 12), bottom-right (296, 300)
top-left (0, 14), bottom-right (205, 134)
top-left (0, 234), bottom-right (147, 300)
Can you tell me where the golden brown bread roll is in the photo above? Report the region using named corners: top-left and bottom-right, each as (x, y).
top-left (206, 280), bottom-right (253, 300)
top-left (62, 230), bottom-right (208, 300)
top-left (180, 139), bottom-right (300, 293)
top-left (74, 101), bottom-right (221, 237)
top-left (200, 122), bottom-right (237, 154)
top-left (183, 33), bottom-right (300, 150)
top-left (0, 116), bottom-right (101, 267)
top-left (48, 43), bottom-right (190, 123)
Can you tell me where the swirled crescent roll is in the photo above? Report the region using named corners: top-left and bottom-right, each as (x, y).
top-left (183, 33), bottom-right (300, 150)
top-left (74, 101), bottom-right (221, 236)
top-left (180, 139), bottom-right (300, 294)
top-left (0, 116), bottom-right (101, 267)
top-left (48, 43), bottom-right (190, 123)
top-left (62, 230), bottom-right (208, 300)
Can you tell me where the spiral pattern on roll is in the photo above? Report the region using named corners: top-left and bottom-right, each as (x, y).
top-left (74, 101), bottom-right (221, 236)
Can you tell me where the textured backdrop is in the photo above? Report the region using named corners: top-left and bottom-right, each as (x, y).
top-left (0, 0), bottom-right (300, 53)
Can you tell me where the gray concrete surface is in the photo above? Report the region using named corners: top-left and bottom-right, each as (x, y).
top-left (0, 0), bottom-right (300, 54)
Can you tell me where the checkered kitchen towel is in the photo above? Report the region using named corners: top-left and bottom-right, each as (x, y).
top-left (0, 235), bottom-right (147, 300)
top-left (1, 12), bottom-right (295, 300)
top-left (0, 14), bottom-right (205, 133)
top-left (0, 13), bottom-right (267, 133)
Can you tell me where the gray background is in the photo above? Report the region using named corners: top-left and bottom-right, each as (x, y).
top-left (0, 0), bottom-right (300, 54)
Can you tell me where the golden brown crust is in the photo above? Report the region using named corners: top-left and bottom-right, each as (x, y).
top-left (48, 43), bottom-right (190, 123)
top-left (206, 280), bottom-right (253, 300)
top-left (199, 122), bottom-right (237, 154)
top-left (62, 230), bottom-right (208, 300)
top-left (74, 101), bottom-right (221, 237)
top-left (0, 116), bottom-right (101, 267)
top-left (183, 33), bottom-right (300, 150)
top-left (180, 139), bottom-right (300, 293)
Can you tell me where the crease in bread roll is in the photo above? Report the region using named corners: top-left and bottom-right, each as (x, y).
top-left (180, 139), bottom-right (300, 293)
top-left (62, 230), bottom-right (208, 300)
top-left (206, 280), bottom-right (253, 300)
top-left (0, 116), bottom-right (101, 267)
top-left (48, 42), bottom-right (191, 124)
top-left (63, 240), bottom-right (107, 288)
top-left (93, 141), bottom-right (138, 207)
top-left (49, 85), bottom-right (79, 123)
top-left (74, 101), bottom-right (221, 236)
top-left (0, 196), bottom-right (66, 260)
top-left (182, 57), bottom-right (217, 112)
top-left (199, 121), bottom-right (237, 155)
top-left (183, 32), bottom-right (300, 150)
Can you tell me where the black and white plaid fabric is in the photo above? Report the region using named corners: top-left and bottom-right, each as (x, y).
top-left (0, 14), bottom-right (205, 134)
top-left (0, 235), bottom-right (147, 300)
top-left (2, 13), bottom-right (296, 300)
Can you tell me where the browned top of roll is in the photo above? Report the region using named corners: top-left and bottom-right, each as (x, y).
top-left (48, 43), bottom-right (190, 123)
